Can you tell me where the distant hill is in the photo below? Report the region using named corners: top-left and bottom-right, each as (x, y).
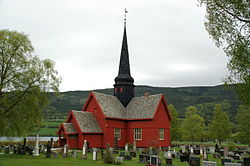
top-left (45, 85), bottom-right (240, 120)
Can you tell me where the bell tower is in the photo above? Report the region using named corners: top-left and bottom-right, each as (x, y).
top-left (114, 9), bottom-right (135, 107)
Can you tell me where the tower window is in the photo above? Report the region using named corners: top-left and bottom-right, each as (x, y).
top-left (134, 128), bottom-right (142, 140)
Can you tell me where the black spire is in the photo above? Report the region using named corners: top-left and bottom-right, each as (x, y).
top-left (114, 9), bottom-right (135, 107)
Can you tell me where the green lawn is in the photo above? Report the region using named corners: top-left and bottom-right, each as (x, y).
top-left (0, 152), bottom-right (229, 166)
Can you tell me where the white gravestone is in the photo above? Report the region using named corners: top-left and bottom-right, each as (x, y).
top-left (82, 140), bottom-right (87, 156)
top-left (125, 143), bottom-right (128, 152)
top-left (93, 148), bottom-right (97, 160)
top-left (33, 134), bottom-right (39, 156)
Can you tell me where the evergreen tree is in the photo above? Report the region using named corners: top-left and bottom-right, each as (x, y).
top-left (168, 104), bottom-right (181, 141)
top-left (236, 105), bottom-right (250, 146)
top-left (208, 104), bottom-right (232, 143)
top-left (182, 106), bottom-right (205, 142)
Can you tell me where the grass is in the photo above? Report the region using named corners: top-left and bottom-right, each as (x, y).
top-left (0, 150), bottom-right (243, 166)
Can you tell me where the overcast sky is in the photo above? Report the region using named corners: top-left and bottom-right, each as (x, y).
top-left (0, 0), bottom-right (229, 91)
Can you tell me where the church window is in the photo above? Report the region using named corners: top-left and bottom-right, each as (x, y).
top-left (120, 87), bottom-right (123, 92)
top-left (134, 128), bottom-right (142, 140)
top-left (159, 128), bottom-right (164, 140)
top-left (115, 88), bottom-right (117, 92)
top-left (68, 135), bottom-right (78, 139)
top-left (114, 128), bottom-right (121, 140)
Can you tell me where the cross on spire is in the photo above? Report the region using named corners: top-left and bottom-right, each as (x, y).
top-left (124, 8), bottom-right (128, 26)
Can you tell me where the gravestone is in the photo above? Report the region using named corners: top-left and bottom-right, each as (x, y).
top-left (21, 138), bottom-right (27, 155)
top-left (93, 148), bottom-right (97, 160)
top-left (46, 140), bottom-right (52, 158)
top-left (72, 150), bottom-right (77, 158)
top-left (202, 161), bottom-right (217, 166)
top-left (133, 141), bottom-right (136, 152)
top-left (4, 146), bottom-right (10, 154)
top-left (114, 137), bottom-right (118, 150)
top-left (51, 152), bottom-right (58, 159)
top-left (125, 143), bottom-right (128, 152)
top-left (190, 146), bottom-right (194, 154)
top-left (63, 144), bottom-right (68, 158)
top-left (130, 151), bottom-right (136, 157)
top-left (33, 134), bottom-right (39, 156)
top-left (119, 151), bottom-right (125, 157)
top-left (189, 156), bottom-right (200, 166)
top-left (244, 157), bottom-right (250, 166)
top-left (181, 146), bottom-right (186, 153)
top-left (221, 158), bottom-right (232, 165)
top-left (124, 155), bottom-right (132, 160)
top-left (149, 155), bottom-right (161, 166)
top-left (114, 157), bottom-right (123, 164)
top-left (82, 140), bottom-right (87, 156)
top-left (209, 147), bottom-right (215, 154)
top-left (204, 151), bottom-right (208, 161)
top-left (224, 147), bottom-right (229, 157)
top-left (166, 158), bottom-right (172, 166)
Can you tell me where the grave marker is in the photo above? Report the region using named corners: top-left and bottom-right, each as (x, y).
top-left (33, 134), bottom-right (39, 156)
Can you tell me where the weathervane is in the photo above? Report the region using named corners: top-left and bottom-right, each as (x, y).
top-left (124, 8), bottom-right (128, 26)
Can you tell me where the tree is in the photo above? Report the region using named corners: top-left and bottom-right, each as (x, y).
top-left (168, 104), bottom-right (181, 141)
top-left (208, 104), bottom-right (231, 143)
top-left (182, 106), bottom-right (205, 142)
top-left (0, 30), bottom-right (61, 136)
top-left (198, 0), bottom-right (250, 105)
top-left (236, 105), bottom-right (250, 145)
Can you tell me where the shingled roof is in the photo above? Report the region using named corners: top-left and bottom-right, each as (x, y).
top-left (63, 123), bottom-right (77, 134)
top-left (72, 111), bottom-right (102, 133)
top-left (93, 92), bottom-right (163, 120)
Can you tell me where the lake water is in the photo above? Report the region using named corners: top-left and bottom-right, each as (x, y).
top-left (0, 136), bottom-right (58, 142)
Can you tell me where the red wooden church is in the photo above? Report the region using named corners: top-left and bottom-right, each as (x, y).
top-left (57, 22), bottom-right (172, 149)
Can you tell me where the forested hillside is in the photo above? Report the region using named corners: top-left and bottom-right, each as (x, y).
top-left (45, 85), bottom-right (240, 121)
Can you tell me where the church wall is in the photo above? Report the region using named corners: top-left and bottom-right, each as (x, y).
top-left (83, 134), bottom-right (103, 148)
top-left (124, 99), bottom-right (171, 147)
top-left (67, 134), bottom-right (78, 149)
top-left (104, 119), bottom-right (126, 148)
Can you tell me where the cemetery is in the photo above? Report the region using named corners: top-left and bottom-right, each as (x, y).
top-left (1, 135), bottom-right (250, 166)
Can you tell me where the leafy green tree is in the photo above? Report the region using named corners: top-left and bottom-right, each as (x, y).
top-left (0, 30), bottom-right (61, 136)
top-left (208, 104), bottom-right (231, 143)
top-left (182, 106), bottom-right (205, 142)
top-left (168, 104), bottom-right (181, 141)
top-left (198, 0), bottom-right (250, 105)
top-left (236, 105), bottom-right (250, 145)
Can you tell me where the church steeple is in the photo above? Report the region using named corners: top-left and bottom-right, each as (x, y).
top-left (114, 9), bottom-right (135, 107)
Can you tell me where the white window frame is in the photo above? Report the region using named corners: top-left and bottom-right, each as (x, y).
top-left (114, 128), bottom-right (121, 140)
top-left (159, 128), bottom-right (164, 140)
top-left (134, 128), bottom-right (142, 140)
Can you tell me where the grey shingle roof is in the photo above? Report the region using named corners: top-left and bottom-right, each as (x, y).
top-left (126, 94), bottom-right (162, 119)
top-left (93, 92), bottom-right (162, 119)
top-left (93, 92), bottom-right (126, 119)
top-left (72, 110), bottom-right (102, 133)
top-left (63, 123), bottom-right (77, 134)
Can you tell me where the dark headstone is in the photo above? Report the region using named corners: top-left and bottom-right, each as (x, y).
top-left (194, 149), bottom-right (200, 155)
top-left (113, 150), bottom-right (119, 154)
top-left (244, 157), bottom-right (250, 166)
top-left (221, 158), bottom-right (232, 165)
top-left (130, 151), bottom-right (136, 157)
top-left (51, 152), bottom-right (58, 159)
top-left (119, 151), bottom-right (125, 157)
top-left (46, 141), bottom-right (51, 158)
top-left (189, 156), bottom-right (200, 166)
top-left (166, 158), bottom-right (172, 166)
top-left (124, 155), bottom-right (132, 160)
top-left (114, 137), bottom-right (118, 150)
